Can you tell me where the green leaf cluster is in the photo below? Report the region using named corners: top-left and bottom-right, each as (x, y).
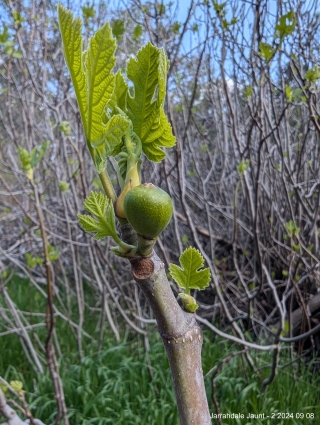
top-left (213, 1), bottom-right (227, 17)
top-left (82, 3), bottom-right (95, 26)
top-left (58, 121), bottom-right (71, 136)
top-left (59, 180), bottom-right (69, 192)
top-left (237, 159), bottom-right (250, 175)
top-left (243, 86), bottom-right (252, 100)
top-left (275, 10), bottom-right (296, 41)
top-left (25, 244), bottom-right (59, 268)
top-left (285, 85), bottom-right (293, 102)
top-left (112, 19), bottom-right (125, 40)
top-left (48, 244), bottom-right (60, 261)
top-left (133, 24), bottom-right (143, 41)
top-left (305, 66), bottom-right (320, 84)
top-left (58, 4), bottom-right (175, 179)
top-left (259, 10), bottom-right (296, 63)
top-left (18, 141), bottom-right (50, 180)
top-left (0, 382), bottom-right (8, 394)
top-left (25, 253), bottom-right (43, 268)
top-left (12, 11), bottom-right (25, 27)
top-left (259, 42), bottom-right (275, 61)
top-left (285, 220), bottom-right (300, 237)
top-left (0, 25), bottom-right (22, 58)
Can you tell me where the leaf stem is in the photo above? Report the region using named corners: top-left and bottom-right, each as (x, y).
top-left (112, 232), bottom-right (135, 253)
top-left (99, 169), bottom-right (117, 201)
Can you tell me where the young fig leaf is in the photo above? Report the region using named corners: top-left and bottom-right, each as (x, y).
top-left (58, 4), bottom-right (88, 133)
top-left (85, 22), bottom-right (116, 145)
top-left (78, 191), bottom-right (118, 240)
top-left (126, 43), bottom-right (176, 162)
top-left (275, 10), bottom-right (296, 41)
top-left (169, 247), bottom-right (211, 294)
top-left (78, 192), bottom-right (136, 255)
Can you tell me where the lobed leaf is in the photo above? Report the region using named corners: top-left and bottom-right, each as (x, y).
top-left (108, 71), bottom-right (128, 114)
top-left (275, 10), bottom-right (296, 40)
top-left (78, 214), bottom-right (110, 240)
top-left (91, 115), bottom-right (130, 154)
top-left (85, 22), bottom-right (117, 145)
top-left (78, 192), bottom-right (118, 240)
top-left (127, 42), bottom-right (175, 162)
top-left (169, 247), bottom-right (211, 293)
top-left (259, 42), bottom-right (275, 61)
top-left (58, 4), bottom-right (88, 133)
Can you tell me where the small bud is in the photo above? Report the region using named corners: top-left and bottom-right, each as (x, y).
top-left (125, 161), bottom-right (140, 188)
top-left (114, 179), bottom-right (132, 218)
top-left (178, 293), bottom-right (199, 313)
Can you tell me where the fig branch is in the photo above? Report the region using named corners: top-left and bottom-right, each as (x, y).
top-left (58, 4), bottom-right (212, 423)
top-left (129, 250), bottom-right (211, 425)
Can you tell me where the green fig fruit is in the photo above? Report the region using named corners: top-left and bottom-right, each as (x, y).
top-left (124, 183), bottom-right (173, 238)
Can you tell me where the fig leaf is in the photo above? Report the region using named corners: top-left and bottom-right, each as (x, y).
top-left (169, 247), bottom-right (211, 294)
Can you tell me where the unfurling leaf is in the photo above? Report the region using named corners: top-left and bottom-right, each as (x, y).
top-left (127, 43), bottom-right (176, 162)
top-left (0, 382), bottom-right (8, 394)
top-left (48, 244), bottom-right (60, 261)
top-left (78, 191), bottom-right (117, 240)
top-left (91, 115), bottom-right (130, 154)
top-left (108, 71), bottom-right (128, 114)
top-left (305, 66), bottom-right (320, 83)
top-left (58, 120), bottom-right (71, 136)
top-left (59, 180), bottom-right (69, 192)
top-left (10, 380), bottom-right (23, 393)
top-left (244, 86), bottom-right (252, 99)
top-left (78, 191), bottom-right (136, 255)
top-left (18, 141), bottom-right (50, 180)
top-left (25, 253), bottom-right (42, 268)
top-left (259, 42), bottom-right (275, 61)
top-left (169, 247), bottom-right (211, 294)
top-left (285, 85), bottom-right (292, 102)
top-left (59, 4), bottom-right (124, 171)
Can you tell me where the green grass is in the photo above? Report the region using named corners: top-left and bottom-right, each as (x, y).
top-left (1, 276), bottom-right (320, 424)
top-left (3, 339), bottom-right (177, 425)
